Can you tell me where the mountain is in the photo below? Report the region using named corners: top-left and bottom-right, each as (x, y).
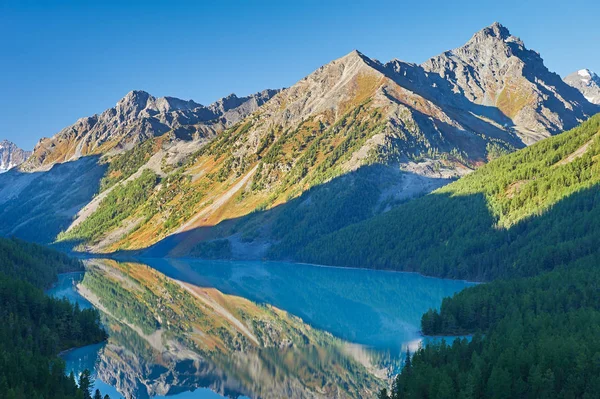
top-left (298, 114), bottom-right (600, 281)
top-left (102, 23), bottom-right (596, 258)
top-left (0, 140), bottom-right (31, 173)
top-left (59, 47), bottom-right (507, 254)
top-left (419, 22), bottom-right (598, 144)
top-left (564, 69), bottom-right (600, 104)
top-left (22, 89), bottom-right (279, 171)
top-left (1, 23), bottom-right (598, 255)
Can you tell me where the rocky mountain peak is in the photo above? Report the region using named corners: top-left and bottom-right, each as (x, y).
top-left (420, 23), bottom-right (597, 141)
top-left (0, 140), bottom-right (31, 173)
top-left (564, 69), bottom-right (600, 104)
top-left (209, 93), bottom-right (243, 114)
top-left (114, 90), bottom-right (154, 120)
top-left (478, 22), bottom-right (512, 40)
top-left (571, 69), bottom-right (599, 84)
top-left (21, 87), bottom-right (280, 171)
top-left (156, 96), bottom-right (202, 113)
top-left (342, 49), bottom-right (382, 69)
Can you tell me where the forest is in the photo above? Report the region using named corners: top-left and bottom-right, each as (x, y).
top-left (0, 237), bottom-right (109, 399)
top-left (372, 114), bottom-right (600, 398)
top-left (300, 114), bottom-right (600, 281)
top-left (380, 256), bottom-right (600, 399)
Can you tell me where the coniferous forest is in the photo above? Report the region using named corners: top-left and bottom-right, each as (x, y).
top-left (380, 257), bottom-right (600, 399)
top-left (0, 237), bottom-right (108, 399)
top-left (301, 115), bottom-right (600, 281)
top-left (371, 115), bottom-right (600, 398)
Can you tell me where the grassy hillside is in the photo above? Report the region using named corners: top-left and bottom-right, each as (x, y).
top-left (300, 114), bottom-right (600, 281)
top-left (59, 51), bottom-right (525, 255)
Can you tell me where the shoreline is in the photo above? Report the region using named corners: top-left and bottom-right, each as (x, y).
top-left (71, 252), bottom-right (481, 285)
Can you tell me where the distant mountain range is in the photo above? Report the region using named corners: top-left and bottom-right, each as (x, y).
top-left (0, 22), bottom-right (598, 256)
top-left (0, 140), bottom-right (30, 173)
top-left (22, 89), bottom-right (279, 171)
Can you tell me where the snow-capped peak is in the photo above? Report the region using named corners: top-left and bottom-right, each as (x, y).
top-left (578, 69), bottom-right (591, 78)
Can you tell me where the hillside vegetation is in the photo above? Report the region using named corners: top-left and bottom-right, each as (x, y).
top-left (373, 114), bottom-right (600, 398)
top-left (57, 50), bottom-right (522, 255)
top-left (381, 257), bottom-right (600, 399)
top-left (0, 237), bottom-right (107, 399)
top-left (301, 114), bottom-right (600, 281)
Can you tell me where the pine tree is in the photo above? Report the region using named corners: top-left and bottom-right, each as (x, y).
top-left (79, 370), bottom-right (94, 399)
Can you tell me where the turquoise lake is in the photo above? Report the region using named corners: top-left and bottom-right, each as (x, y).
top-left (48, 259), bottom-right (474, 398)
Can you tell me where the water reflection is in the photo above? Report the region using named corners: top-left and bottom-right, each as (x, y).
top-left (141, 258), bottom-right (473, 350)
top-left (49, 259), bottom-right (473, 398)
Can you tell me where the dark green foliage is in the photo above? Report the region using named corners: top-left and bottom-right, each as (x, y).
top-left (266, 166), bottom-right (392, 259)
top-left (0, 236), bottom-right (83, 287)
top-left (0, 237), bottom-right (108, 398)
top-left (301, 114), bottom-right (600, 281)
top-left (191, 239), bottom-right (232, 259)
top-left (60, 169), bottom-right (159, 243)
top-left (144, 169), bottom-right (206, 233)
top-left (383, 259), bottom-right (600, 399)
top-left (82, 268), bottom-right (160, 335)
top-left (372, 115), bottom-right (600, 398)
top-left (256, 129), bottom-right (275, 156)
top-left (421, 259), bottom-right (600, 335)
top-left (206, 121), bottom-right (254, 159)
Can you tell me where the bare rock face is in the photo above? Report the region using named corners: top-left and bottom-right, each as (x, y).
top-left (421, 22), bottom-right (598, 144)
top-left (564, 69), bottom-right (600, 105)
top-left (21, 89), bottom-right (280, 171)
top-left (0, 140), bottom-right (31, 173)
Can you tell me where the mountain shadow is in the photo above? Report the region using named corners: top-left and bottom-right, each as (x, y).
top-left (114, 165), bottom-right (456, 260)
top-left (0, 155), bottom-right (106, 244)
top-left (130, 175), bottom-right (600, 284)
top-left (298, 182), bottom-right (600, 282)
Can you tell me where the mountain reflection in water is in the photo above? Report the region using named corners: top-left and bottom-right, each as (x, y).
top-left (49, 259), bottom-right (473, 398)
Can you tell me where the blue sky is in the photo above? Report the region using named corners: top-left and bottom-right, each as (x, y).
top-left (2, 0), bottom-right (599, 149)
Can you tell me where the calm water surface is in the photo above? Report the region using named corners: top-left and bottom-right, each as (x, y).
top-left (48, 259), bottom-right (473, 398)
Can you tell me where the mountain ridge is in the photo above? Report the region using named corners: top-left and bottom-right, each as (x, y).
top-left (22, 88), bottom-right (281, 171)
top-left (1, 22), bottom-right (598, 256)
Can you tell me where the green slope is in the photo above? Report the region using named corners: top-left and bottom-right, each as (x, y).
top-left (367, 114), bottom-right (600, 398)
top-left (299, 114), bottom-right (600, 281)
top-left (380, 253), bottom-right (600, 399)
top-left (0, 237), bottom-right (107, 399)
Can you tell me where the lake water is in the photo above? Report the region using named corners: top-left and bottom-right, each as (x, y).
top-left (48, 259), bottom-right (473, 398)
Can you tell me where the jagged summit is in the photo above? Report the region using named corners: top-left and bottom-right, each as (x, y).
top-left (477, 22), bottom-right (512, 40)
top-left (3, 22), bottom-right (599, 255)
top-left (22, 88), bottom-right (280, 170)
top-left (420, 22), bottom-right (597, 142)
top-left (564, 68), bottom-right (600, 104)
top-left (582, 69), bottom-right (598, 78)
top-left (114, 90), bottom-right (203, 116)
top-left (0, 140), bottom-right (31, 173)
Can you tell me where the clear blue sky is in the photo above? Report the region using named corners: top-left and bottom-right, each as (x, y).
top-left (2, 0), bottom-right (599, 149)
